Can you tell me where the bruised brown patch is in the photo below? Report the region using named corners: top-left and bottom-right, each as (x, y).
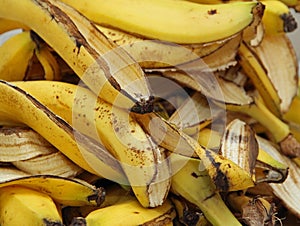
top-left (206, 151), bottom-right (229, 191)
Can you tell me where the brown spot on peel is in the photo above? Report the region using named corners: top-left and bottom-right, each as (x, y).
top-left (208, 9), bottom-right (217, 15)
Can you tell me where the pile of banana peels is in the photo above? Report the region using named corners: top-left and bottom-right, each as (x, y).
top-left (0, 0), bottom-right (300, 225)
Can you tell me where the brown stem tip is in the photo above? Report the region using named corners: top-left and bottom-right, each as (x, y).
top-left (280, 134), bottom-right (300, 158)
top-left (70, 217), bottom-right (86, 226)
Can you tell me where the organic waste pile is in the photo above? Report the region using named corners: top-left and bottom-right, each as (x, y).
top-left (0, 0), bottom-right (300, 225)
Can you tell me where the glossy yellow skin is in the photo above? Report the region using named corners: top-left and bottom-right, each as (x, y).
top-left (61, 0), bottom-right (260, 44)
top-left (0, 31), bottom-right (36, 81)
top-left (0, 186), bottom-right (63, 226)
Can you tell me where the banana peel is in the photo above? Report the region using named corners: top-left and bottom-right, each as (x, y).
top-left (219, 118), bottom-right (259, 179)
top-left (61, 0), bottom-right (263, 44)
top-left (258, 136), bottom-right (300, 219)
top-left (134, 112), bottom-right (255, 192)
top-left (0, 31), bottom-right (36, 81)
top-left (261, 0), bottom-right (298, 34)
top-left (170, 153), bottom-right (242, 226)
top-left (0, 168), bottom-right (105, 207)
top-left (255, 147), bottom-right (288, 183)
top-left (0, 0), bottom-right (154, 112)
top-left (250, 33), bottom-right (298, 114)
top-left (0, 80), bottom-right (126, 182)
top-left (0, 185), bottom-right (64, 226)
top-left (97, 24), bottom-right (242, 70)
top-left (0, 126), bottom-right (55, 162)
top-left (227, 192), bottom-right (276, 226)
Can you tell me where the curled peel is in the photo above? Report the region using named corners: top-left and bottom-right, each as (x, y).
top-left (135, 112), bottom-right (255, 192)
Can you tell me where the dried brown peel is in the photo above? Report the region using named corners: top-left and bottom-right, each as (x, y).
top-left (170, 195), bottom-right (208, 226)
top-left (227, 192), bottom-right (276, 226)
top-left (242, 0), bottom-right (265, 46)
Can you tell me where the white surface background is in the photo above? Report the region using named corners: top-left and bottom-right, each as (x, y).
top-left (0, 29), bottom-right (21, 45)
